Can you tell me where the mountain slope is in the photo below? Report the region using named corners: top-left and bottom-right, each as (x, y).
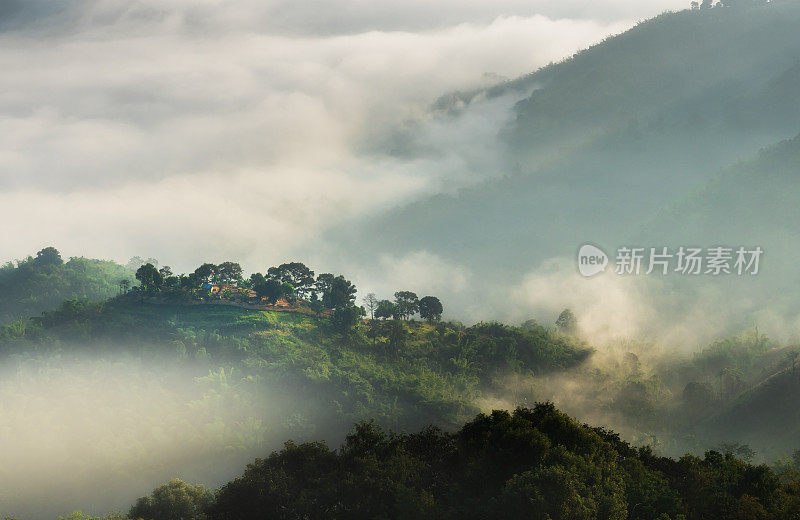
top-left (336, 2), bottom-right (800, 279)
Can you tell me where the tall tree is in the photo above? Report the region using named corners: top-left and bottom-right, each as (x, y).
top-left (374, 300), bottom-right (395, 320)
top-left (331, 305), bottom-right (361, 337)
top-left (193, 263), bottom-right (217, 284)
top-left (267, 262), bottom-right (315, 298)
top-left (418, 296), bottom-right (443, 323)
top-left (315, 273), bottom-right (335, 302)
top-left (247, 272), bottom-right (265, 292)
top-left (135, 263), bottom-right (164, 293)
top-left (363, 293), bottom-right (378, 320)
top-left (328, 275), bottom-right (357, 310)
top-left (34, 246), bottom-right (63, 266)
top-left (217, 262), bottom-right (243, 284)
top-left (394, 291), bottom-right (419, 320)
top-left (254, 278), bottom-right (284, 304)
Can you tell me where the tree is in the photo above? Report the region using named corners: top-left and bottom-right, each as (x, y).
top-left (249, 272), bottom-right (266, 288)
top-left (418, 296), bottom-right (443, 323)
top-left (128, 478), bottom-right (213, 520)
top-left (267, 262), bottom-right (315, 298)
top-left (315, 273), bottom-right (335, 298)
top-left (309, 292), bottom-right (324, 314)
top-left (118, 279), bottom-right (131, 294)
top-left (281, 282), bottom-right (295, 302)
top-left (328, 275), bottom-right (357, 310)
top-left (180, 274), bottom-right (196, 290)
top-left (332, 305), bottom-right (361, 336)
top-left (254, 278), bottom-right (284, 304)
top-left (34, 246), bottom-right (63, 266)
top-left (315, 273), bottom-right (356, 309)
top-left (193, 263), bottom-right (217, 284)
top-left (394, 291), bottom-right (419, 320)
top-left (217, 262), bottom-right (243, 284)
top-left (555, 308), bottom-right (578, 334)
top-left (159, 265), bottom-right (173, 279)
top-left (375, 300), bottom-right (395, 320)
top-left (136, 263), bottom-right (164, 293)
top-left (363, 293), bottom-right (378, 320)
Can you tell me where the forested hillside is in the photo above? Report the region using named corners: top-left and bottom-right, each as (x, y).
top-left (338, 0), bottom-right (800, 277)
top-left (67, 404), bottom-right (800, 520)
top-left (3, 252), bottom-right (800, 517)
top-left (0, 247), bottom-right (133, 325)
top-left (0, 294), bottom-right (590, 518)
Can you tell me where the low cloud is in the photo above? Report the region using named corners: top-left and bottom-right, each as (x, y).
top-left (0, 0), bottom-right (678, 271)
top-left (377, 250), bottom-right (470, 294)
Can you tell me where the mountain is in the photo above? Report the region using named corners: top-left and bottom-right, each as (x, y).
top-left (335, 1), bottom-right (800, 279)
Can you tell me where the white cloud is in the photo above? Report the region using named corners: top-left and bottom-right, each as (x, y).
top-left (0, 0), bottom-right (686, 272)
top-left (377, 251), bottom-right (470, 294)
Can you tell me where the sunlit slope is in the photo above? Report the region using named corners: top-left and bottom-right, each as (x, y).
top-left (0, 298), bottom-right (593, 434)
top-left (0, 299), bottom-right (592, 518)
top-left (343, 2), bottom-right (800, 274)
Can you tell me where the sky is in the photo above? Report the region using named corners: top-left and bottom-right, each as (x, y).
top-left (0, 0), bottom-right (688, 294)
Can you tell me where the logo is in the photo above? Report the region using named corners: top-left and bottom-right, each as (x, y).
top-left (578, 244), bottom-right (608, 277)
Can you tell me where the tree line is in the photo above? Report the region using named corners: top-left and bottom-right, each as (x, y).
top-left (133, 259), bottom-right (443, 323)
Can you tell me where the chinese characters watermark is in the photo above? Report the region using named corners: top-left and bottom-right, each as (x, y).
top-left (578, 245), bottom-right (762, 277)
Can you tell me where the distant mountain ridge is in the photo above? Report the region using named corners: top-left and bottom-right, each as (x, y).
top-left (338, 1), bottom-right (800, 279)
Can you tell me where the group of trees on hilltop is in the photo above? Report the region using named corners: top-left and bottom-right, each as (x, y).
top-left (133, 260), bottom-right (358, 310)
top-left (134, 261), bottom-right (248, 295)
top-left (131, 258), bottom-right (444, 322)
top-left (367, 291), bottom-right (444, 323)
top-left (249, 267), bottom-right (357, 310)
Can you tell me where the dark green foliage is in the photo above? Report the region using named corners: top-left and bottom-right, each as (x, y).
top-left (374, 299), bottom-right (395, 320)
top-left (331, 305), bottom-right (361, 336)
top-left (35, 246), bottom-right (63, 266)
top-left (418, 295), bottom-right (443, 323)
top-left (313, 273), bottom-right (356, 309)
top-left (464, 322), bottom-right (592, 373)
top-left (253, 278), bottom-right (283, 304)
top-left (136, 263), bottom-right (164, 294)
top-left (129, 479), bottom-right (213, 520)
top-left (207, 403), bottom-right (800, 520)
top-left (326, 275), bottom-right (357, 310)
top-left (216, 262), bottom-right (242, 284)
top-left (193, 264), bottom-right (217, 284)
top-left (0, 248), bottom-right (133, 324)
top-left (266, 262), bottom-right (315, 298)
top-left (393, 291), bottom-right (419, 320)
